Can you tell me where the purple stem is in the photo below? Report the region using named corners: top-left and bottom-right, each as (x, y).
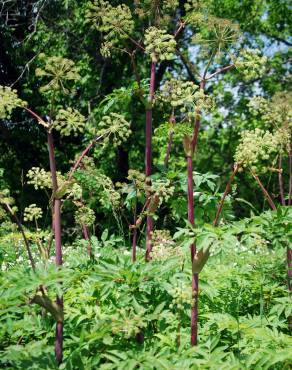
top-left (187, 154), bottom-right (198, 346)
top-left (289, 148), bottom-right (292, 206)
top-left (82, 224), bottom-right (92, 258)
top-left (47, 131), bottom-right (63, 365)
top-left (278, 154), bottom-right (285, 206)
top-left (145, 61), bottom-right (156, 261)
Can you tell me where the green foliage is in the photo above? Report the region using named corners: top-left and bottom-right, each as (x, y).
top-left (0, 86), bottom-right (27, 119)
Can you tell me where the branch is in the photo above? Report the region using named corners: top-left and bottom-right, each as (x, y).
top-left (214, 164), bottom-right (240, 226)
top-left (1, 203), bottom-right (35, 271)
top-left (68, 134), bottom-right (106, 180)
top-left (205, 64), bottom-right (235, 81)
top-left (176, 49), bottom-right (201, 82)
top-left (251, 170), bottom-right (276, 210)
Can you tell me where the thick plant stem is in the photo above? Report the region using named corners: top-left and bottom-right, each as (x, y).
top-left (132, 201), bottom-right (138, 262)
top-left (68, 134), bottom-right (104, 180)
top-left (82, 224), bottom-right (92, 258)
top-left (188, 80), bottom-right (205, 346)
top-left (187, 154), bottom-right (198, 346)
top-left (145, 61), bottom-right (156, 261)
top-left (278, 155), bottom-right (285, 206)
top-left (2, 203), bottom-right (35, 270)
top-left (251, 171), bottom-right (276, 210)
top-left (164, 113), bottom-right (175, 168)
top-left (47, 131), bottom-right (63, 365)
top-left (287, 247), bottom-right (292, 333)
top-left (214, 164), bottom-right (239, 226)
top-left (132, 228), bottom-right (137, 263)
top-left (289, 147), bottom-right (292, 206)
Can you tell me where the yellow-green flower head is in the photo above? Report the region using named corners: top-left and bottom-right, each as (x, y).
top-left (35, 55), bottom-right (80, 94)
top-left (27, 167), bottom-right (65, 190)
top-left (144, 27), bottom-right (176, 63)
top-left (169, 282), bottom-right (192, 307)
top-left (150, 229), bottom-right (183, 262)
top-left (157, 78), bottom-right (214, 117)
top-left (0, 188), bottom-right (15, 206)
top-left (95, 174), bottom-right (121, 209)
top-left (189, 15), bottom-right (240, 53)
top-left (24, 204), bottom-right (43, 222)
top-left (27, 167), bottom-right (52, 189)
top-left (248, 92), bottom-right (292, 128)
top-left (149, 179), bottom-right (174, 203)
top-left (66, 183), bottom-right (83, 200)
top-left (74, 206), bottom-right (95, 227)
top-left (235, 128), bottom-right (283, 169)
top-left (233, 49), bottom-right (267, 80)
top-left (134, 0), bottom-right (178, 24)
top-left (86, 1), bottom-right (134, 42)
top-left (0, 85), bottom-right (27, 119)
top-left (97, 113), bottom-right (131, 147)
top-left (54, 107), bottom-right (86, 136)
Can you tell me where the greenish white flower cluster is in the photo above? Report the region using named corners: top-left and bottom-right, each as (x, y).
top-left (65, 183), bottom-right (83, 201)
top-left (233, 49), bottom-right (267, 80)
top-left (248, 92), bottom-right (292, 128)
top-left (35, 55), bottom-right (80, 94)
top-left (134, 0), bottom-right (179, 24)
top-left (86, 1), bottom-right (134, 45)
top-left (27, 167), bottom-right (65, 190)
top-left (144, 27), bottom-right (176, 62)
top-left (74, 206), bottom-right (95, 227)
top-left (0, 85), bottom-right (27, 119)
top-left (97, 113), bottom-right (131, 147)
top-left (157, 78), bottom-right (214, 119)
top-left (111, 308), bottom-right (146, 339)
top-left (234, 128), bottom-right (289, 171)
top-left (24, 204), bottom-right (43, 222)
top-left (169, 283), bottom-right (192, 309)
top-left (54, 107), bottom-right (86, 136)
top-left (150, 230), bottom-right (182, 261)
top-left (191, 16), bottom-right (240, 53)
top-left (0, 189), bottom-right (15, 207)
top-left (149, 179), bottom-right (174, 203)
top-left (27, 167), bottom-right (52, 189)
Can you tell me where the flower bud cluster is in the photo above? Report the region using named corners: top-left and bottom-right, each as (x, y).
top-left (144, 27), bottom-right (176, 62)
top-left (134, 0), bottom-right (178, 24)
top-left (74, 206), bottom-right (95, 227)
top-left (234, 128), bottom-right (283, 170)
top-left (24, 204), bottom-right (43, 222)
top-left (66, 183), bottom-right (83, 201)
top-left (169, 283), bottom-right (193, 310)
top-left (97, 113), bottom-right (131, 147)
top-left (27, 167), bottom-right (52, 189)
top-left (233, 49), bottom-right (267, 80)
top-left (248, 92), bottom-right (292, 128)
top-left (96, 174), bottom-right (121, 209)
top-left (148, 179), bottom-right (174, 203)
top-left (0, 189), bottom-right (15, 207)
top-left (191, 17), bottom-right (240, 53)
top-left (157, 78), bottom-right (214, 118)
top-left (54, 107), bottom-right (86, 136)
top-left (86, 1), bottom-right (134, 45)
top-left (127, 169), bottom-right (146, 196)
top-left (27, 167), bottom-right (65, 190)
top-left (35, 54), bottom-right (80, 94)
top-left (111, 308), bottom-right (146, 339)
top-left (0, 85), bottom-right (27, 119)
top-left (150, 230), bottom-right (183, 261)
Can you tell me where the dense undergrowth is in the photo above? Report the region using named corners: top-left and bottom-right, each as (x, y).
top-left (1, 208), bottom-right (291, 369)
